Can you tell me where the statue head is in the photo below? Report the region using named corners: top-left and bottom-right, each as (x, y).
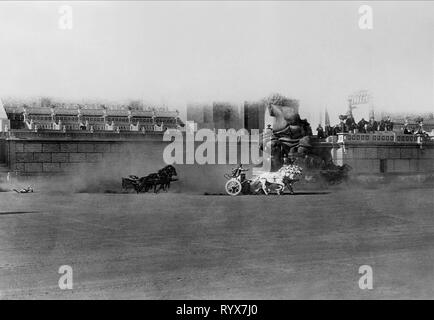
top-left (266, 95), bottom-right (302, 131)
top-left (269, 103), bottom-right (300, 121)
top-left (265, 93), bottom-right (300, 126)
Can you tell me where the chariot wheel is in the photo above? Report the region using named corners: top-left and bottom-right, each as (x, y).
top-left (225, 179), bottom-right (242, 196)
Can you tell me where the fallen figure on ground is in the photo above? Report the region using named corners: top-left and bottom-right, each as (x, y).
top-left (13, 185), bottom-right (34, 193)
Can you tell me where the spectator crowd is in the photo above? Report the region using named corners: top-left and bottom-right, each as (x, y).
top-left (316, 115), bottom-right (427, 139)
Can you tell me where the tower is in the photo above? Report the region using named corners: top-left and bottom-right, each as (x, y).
top-left (369, 93), bottom-right (375, 120)
top-left (325, 108), bottom-right (330, 127)
top-left (0, 98), bottom-right (11, 132)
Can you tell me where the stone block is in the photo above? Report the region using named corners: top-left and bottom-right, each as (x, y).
top-left (43, 143), bottom-right (60, 152)
top-left (364, 147), bottom-right (378, 159)
top-left (51, 153), bottom-right (69, 162)
top-left (43, 163), bottom-right (61, 172)
top-left (34, 153), bottom-right (52, 162)
top-left (400, 148), bottom-right (416, 159)
top-left (377, 147), bottom-right (389, 159)
top-left (15, 143), bottom-right (24, 152)
top-left (78, 144), bottom-right (94, 152)
top-left (94, 143), bottom-right (111, 153)
top-left (419, 159), bottom-right (434, 172)
top-left (354, 159), bottom-right (378, 173)
top-left (86, 153), bottom-right (103, 163)
top-left (420, 148), bottom-right (434, 159)
top-left (387, 159), bottom-right (395, 172)
top-left (16, 152), bottom-right (33, 162)
top-left (409, 159), bottom-right (419, 172)
top-left (60, 143), bottom-right (78, 153)
top-left (388, 148), bottom-right (401, 159)
top-left (24, 143), bottom-right (42, 152)
top-left (70, 153), bottom-right (86, 162)
top-left (25, 163), bottom-right (42, 172)
top-left (60, 163), bottom-right (82, 172)
top-left (110, 143), bottom-right (123, 153)
top-left (393, 159), bottom-right (410, 172)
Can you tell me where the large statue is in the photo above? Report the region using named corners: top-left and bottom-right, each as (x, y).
top-left (260, 94), bottom-right (334, 171)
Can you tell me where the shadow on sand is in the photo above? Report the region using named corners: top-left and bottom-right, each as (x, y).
top-left (288, 191), bottom-right (331, 195)
top-left (204, 191), bottom-right (331, 196)
top-left (0, 211), bottom-right (40, 216)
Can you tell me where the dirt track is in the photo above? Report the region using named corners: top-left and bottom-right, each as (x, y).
top-left (0, 184), bottom-right (433, 299)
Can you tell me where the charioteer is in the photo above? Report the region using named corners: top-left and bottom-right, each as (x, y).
top-left (232, 164), bottom-right (249, 180)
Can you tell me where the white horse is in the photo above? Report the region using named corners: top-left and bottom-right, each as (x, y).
top-left (283, 164), bottom-right (303, 194)
top-left (253, 165), bottom-right (303, 195)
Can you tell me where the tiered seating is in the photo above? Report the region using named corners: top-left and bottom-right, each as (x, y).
top-left (4, 105), bottom-right (184, 133)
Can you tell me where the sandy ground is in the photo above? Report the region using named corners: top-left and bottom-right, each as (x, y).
top-left (0, 183), bottom-right (433, 299)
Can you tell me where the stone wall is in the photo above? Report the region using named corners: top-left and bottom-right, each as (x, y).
top-left (335, 143), bottom-right (434, 174)
top-left (0, 134), bottom-right (250, 193)
top-left (1, 133), bottom-right (248, 178)
top-left (4, 139), bottom-right (167, 175)
top-left (2, 131), bottom-right (434, 176)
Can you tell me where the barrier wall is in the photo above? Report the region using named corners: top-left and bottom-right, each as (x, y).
top-left (0, 131), bottom-right (252, 178)
top-left (334, 133), bottom-right (434, 174)
top-left (0, 131), bottom-right (256, 193)
top-left (2, 137), bottom-right (167, 176)
top-left (1, 131), bottom-right (434, 176)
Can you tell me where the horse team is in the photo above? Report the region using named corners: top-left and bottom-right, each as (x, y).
top-left (122, 164), bottom-right (304, 195)
top-left (122, 165), bottom-right (178, 194)
top-left (252, 164), bottom-right (303, 195)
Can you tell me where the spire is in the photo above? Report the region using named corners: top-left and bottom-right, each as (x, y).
top-left (369, 92), bottom-right (375, 119)
top-left (325, 108), bottom-right (330, 127)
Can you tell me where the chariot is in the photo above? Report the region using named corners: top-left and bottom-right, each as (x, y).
top-left (223, 157), bottom-right (351, 196)
top-left (224, 164), bottom-right (304, 196)
top-left (224, 167), bottom-right (251, 196)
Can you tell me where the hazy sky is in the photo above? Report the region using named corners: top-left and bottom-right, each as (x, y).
top-left (0, 1), bottom-right (433, 123)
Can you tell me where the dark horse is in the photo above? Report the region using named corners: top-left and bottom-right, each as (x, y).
top-left (134, 165), bottom-right (178, 194)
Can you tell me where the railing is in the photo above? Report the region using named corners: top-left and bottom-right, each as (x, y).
top-left (337, 132), bottom-right (432, 144)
